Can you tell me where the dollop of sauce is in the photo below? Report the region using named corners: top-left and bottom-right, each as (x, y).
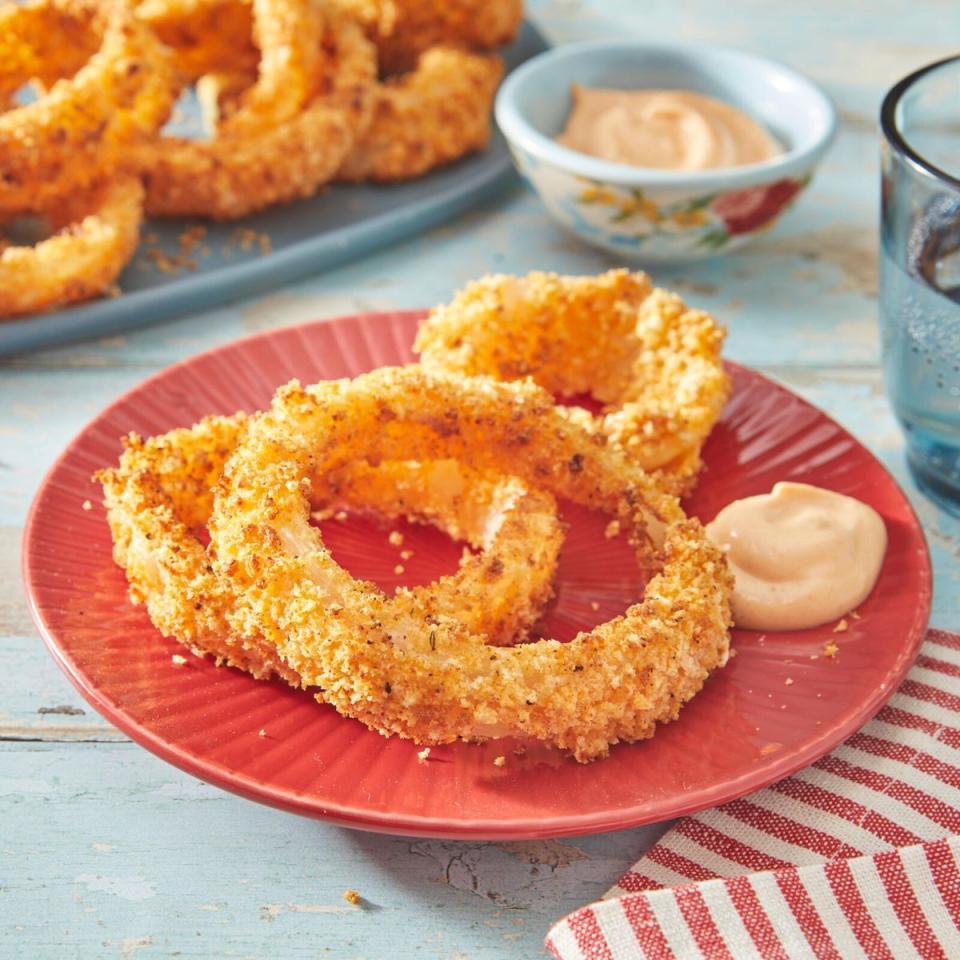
top-left (705, 482), bottom-right (887, 631)
top-left (556, 86), bottom-right (782, 171)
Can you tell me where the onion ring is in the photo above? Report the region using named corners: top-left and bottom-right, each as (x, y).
top-left (337, 47), bottom-right (503, 183)
top-left (0, 177), bottom-right (143, 319)
top-left (97, 412), bottom-right (563, 678)
top-left (0, 0), bottom-right (99, 89)
top-left (0, 0), bottom-right (176, 216)
top-left (140, 1), bottom-right (377, 220)
top-left (414, 270), bottom-right (731, 494)
top-left (210, 367), bottom-right (733, 761)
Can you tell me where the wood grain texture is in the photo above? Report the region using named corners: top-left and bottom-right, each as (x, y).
top-left (3, 0), bottom-right (959, 956)
top-left (3, 741), bottom-right (666, 958)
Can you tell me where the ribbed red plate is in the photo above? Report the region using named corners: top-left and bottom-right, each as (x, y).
top-left (23, 312), bottom-right (932, 839)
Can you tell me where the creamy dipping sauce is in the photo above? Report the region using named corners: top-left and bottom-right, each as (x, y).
top-left (705, 482), bottom-right (887, 631)
top-left (556, 86), bottom-right (782, 171)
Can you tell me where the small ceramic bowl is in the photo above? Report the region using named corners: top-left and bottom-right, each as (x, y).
top-left (495, 42), bottom-right (836, 262)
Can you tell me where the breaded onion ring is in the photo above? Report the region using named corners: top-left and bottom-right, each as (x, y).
top-left (141, 2), bottom-right (377, 220)
top-left (337, 47), bottom-right (503, 183)
top-left (343, 0), bottom-right (523, 74)
top-left (98, 412), bottom-right (563, 677)
top-left (210, 368), bottom-right (733, 761)
top-left (0, 177), bottom-right (143, 319)
top-left (415, 270), bottom-right (731, 494)
top-left (0, 0), bottom-right (176, 216)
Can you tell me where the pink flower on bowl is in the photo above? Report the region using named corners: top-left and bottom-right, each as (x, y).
top-left (711, 179), bottom-right (805, 235)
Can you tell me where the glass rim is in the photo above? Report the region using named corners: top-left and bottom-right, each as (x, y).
top-left (880, 53), bottom-right (960, 191)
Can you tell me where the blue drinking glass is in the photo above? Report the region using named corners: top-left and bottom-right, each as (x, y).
top-left (880, 56), bottom-right (960, 515)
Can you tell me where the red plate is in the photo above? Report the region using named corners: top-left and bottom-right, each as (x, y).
top-left (23, 312), bottom-right (931, 839)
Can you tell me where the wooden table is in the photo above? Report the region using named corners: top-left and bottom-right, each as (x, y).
top-left (4, 2), bottom-right (958, 956)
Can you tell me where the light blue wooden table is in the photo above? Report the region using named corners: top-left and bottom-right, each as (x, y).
top-left (3, 2), bottom-right (959, 957)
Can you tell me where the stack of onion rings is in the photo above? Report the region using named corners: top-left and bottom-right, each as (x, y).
top-left (415, 269), bottom-right (731, 492)
top-left (204, 367), bottom-right (732, 761)
top-left (2, 0), bottom-right (519, 319)
top-left (136, 0), bottom-right (518, 214)
top-left (97, 264), bottom-right (737, 761)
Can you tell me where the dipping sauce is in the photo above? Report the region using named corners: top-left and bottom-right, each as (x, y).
top-left (556, 86), bottom-right (782, 171)
top-left (705, 482), bottom-right (887, 631)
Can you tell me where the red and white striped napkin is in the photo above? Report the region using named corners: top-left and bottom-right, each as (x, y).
top-left (547, 629), bottom-right (960, 959)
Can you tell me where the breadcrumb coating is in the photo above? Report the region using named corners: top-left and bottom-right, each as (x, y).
top-left (97, 412), bottom-right (298, 682)
top-left (137, 0), bottom-right (259, 81)
top-left (415, 270), bottom-right (730, 494)
top-left (0, 0), bottom-right (176, 217)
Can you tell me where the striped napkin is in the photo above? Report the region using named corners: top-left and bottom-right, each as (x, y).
top-left (547, 629), bottom-right (960, 959)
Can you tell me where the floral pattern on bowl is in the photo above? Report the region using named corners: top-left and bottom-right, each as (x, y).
top-left (511, 145), bottom-right (813, 261)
